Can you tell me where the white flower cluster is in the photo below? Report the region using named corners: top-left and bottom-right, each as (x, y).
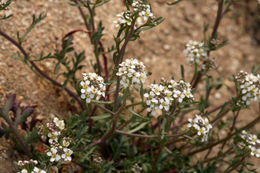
top-left (235, 71), bottom-right (260, 106)
top-left (116, 58), bottom-right (146, 90)
top-left (93, 156), bottom-right (103, 164)
top-left (163, 79), bottom-right (194, 103)
top-left (131, 163), bottom-right (142, 173)
top-left (114, 11), bottom-right (132, 27)
top-left (44, 117), bottom-right (73, 163)
top-left (17, 159), bottom-right (38, 167)
top-left (46, 117), bottom-right (65, 145)
top-left (144, 84), bottom-right (172, 116)
top-left (47, 147), bottom-right (73, 162)
top-left (132, 0), bottom-right (154, 27)
top-left (17, 168), bottom-right (46, 173)
top-left (16, 159), bottom-right (46, 173)
top-left (80, 73), bottom-right (106, 103)
top-left (144, 79), bottom-right (193, 116)
top-left (187, 114), bottom-right (212, 142)
top-left (240, 130), bottom-right (260, 158)
top-left (114, 0), bottom-right (154, 28)
top-left (184, 40), bottom-right (208, 66)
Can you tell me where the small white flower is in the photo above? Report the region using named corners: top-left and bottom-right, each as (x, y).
top-left (236, 71), bottom-right (260, 106)
top-left (47, 148), bottom-right (61, 162)
top-left (114, 0), bottom-right (155, 28)
top-left (21, 169), bottom-right (28, 173)
top-left (116, 58), bottom-right (146, 90)
top-left (184, 40), bottom-right (208, 67)
top-left (47, 131), bottom-right (60, 144)
top-left (80, 73), bottom-right (106, 103)
top-left (33, 167), bottom-right (46, 173)
top-left (250, 146), bottom-right (260, 158)
top-left (163, 79), bottom-right (194, 104)
top-left (187, 114), bottom-right (212, 142)
top-left (17, 160), bottom-right (24, 166)
top-left (145, 79), bottom-right (193, 117)
top-left (30, 159), bottom-right (38, 165)
top-left (145, 84), bottom-right (171, 117)
top-left (53, 117), bottom-right (65, 130)
top-left (61, 148), bottom-right (73, 162)
top-left (62, 139), bottom-right (70, 147)
top-left (240, 130), bottom-right (260, 149)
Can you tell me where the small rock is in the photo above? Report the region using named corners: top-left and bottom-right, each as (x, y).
top-left (163, 44), bottom-right (170, 51)
top-left (224, 79), bottom-right (234, 88)
top-left (214, 92), bottom-right (221, 99)
top-left (0, 86), bottom-right (4, 95)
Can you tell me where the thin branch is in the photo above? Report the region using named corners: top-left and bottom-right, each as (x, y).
top-left (207, 100), bottom-right (232, 114)
top-left (94, 103), bottom-right (115, 115)
top-left (115, 130), bottom-right (185, 138)
top-left (0, 30), bottom-right (84, 110)
top-left (223, 154), bottom-right (247, 173)
top-left (220, 110), bottom-right (240, 150)
top-left (211, 107), bottom-right (231, 127)
top-left (73, 0), bottom-right (109, 80)
top-left (221, 1), bottom-right (233, 19)
top-left (211, 0), bottom-right (224, 40)
top-left (192, 0), bottom-right (225, 89)
top-left (189, 146), bottom-right (234, 169)
top-left (113, 19), bottom-right (136, 112)
top-left (171, 120), bottom-right (188, 131)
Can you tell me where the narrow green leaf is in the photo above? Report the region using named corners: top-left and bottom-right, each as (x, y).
top-left (203, 23), bottom-right (209, 33)
top-left (128, 122), bottom-right (149, 133)
top-left (54, 62), bottom-right (61, 74)
top-left (11, 52), bottom-right (24, 62)
top-left (183, 135), bottom-right (194, 140)
top-left (128, 108), bottom-right (148, 120)
top-left (3, 94), bottom-right (15, 115)
top-left (15, 107), bottom-right (34, 126)
top-left (180, 65), bottom-right (185, 81)
top-left (19, 13), bottom-right (46, 44)
top-left (0, 0), bottom-right (13, 10)
top-left (92, 100), bottom-right (113, 104)
top-left (252, 65), bottom-right (260, 75)
top-left (25, 127), bottom-right (40, 144)
top-left (167, 0), bottom-right (183, 6)
top-left (91, 114), bottom-right (111, 121)
top-left (0, 14), bottom-right (12, 20)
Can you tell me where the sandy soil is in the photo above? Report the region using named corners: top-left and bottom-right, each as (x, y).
top-left (0, 0), bottom-right (259, 172)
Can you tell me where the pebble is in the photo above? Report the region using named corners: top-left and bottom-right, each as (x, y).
top-left (0, 86), bottom-right (4, 95)
top-left (214, 92), bottom-right (221, 99)
top-left (163, 44), bottom-right (170, 50)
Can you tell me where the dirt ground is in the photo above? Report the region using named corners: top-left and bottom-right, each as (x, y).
top-left (0, 0), bottom-right (259, 172)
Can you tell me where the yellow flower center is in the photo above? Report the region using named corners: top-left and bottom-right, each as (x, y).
top-left (83, 84), bottom-right (88, 89)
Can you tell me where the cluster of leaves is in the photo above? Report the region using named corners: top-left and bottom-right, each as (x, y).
top-left (0, 94), bottom-right (39, 157)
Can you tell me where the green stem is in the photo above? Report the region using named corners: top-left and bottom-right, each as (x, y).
top-left (113, 19), bottom-right (136, 112)
top-left (153, 114), bottom-right (172, 170)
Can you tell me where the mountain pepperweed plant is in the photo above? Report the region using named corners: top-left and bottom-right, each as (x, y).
top-left (0, 0), bottom-right (260, 172)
